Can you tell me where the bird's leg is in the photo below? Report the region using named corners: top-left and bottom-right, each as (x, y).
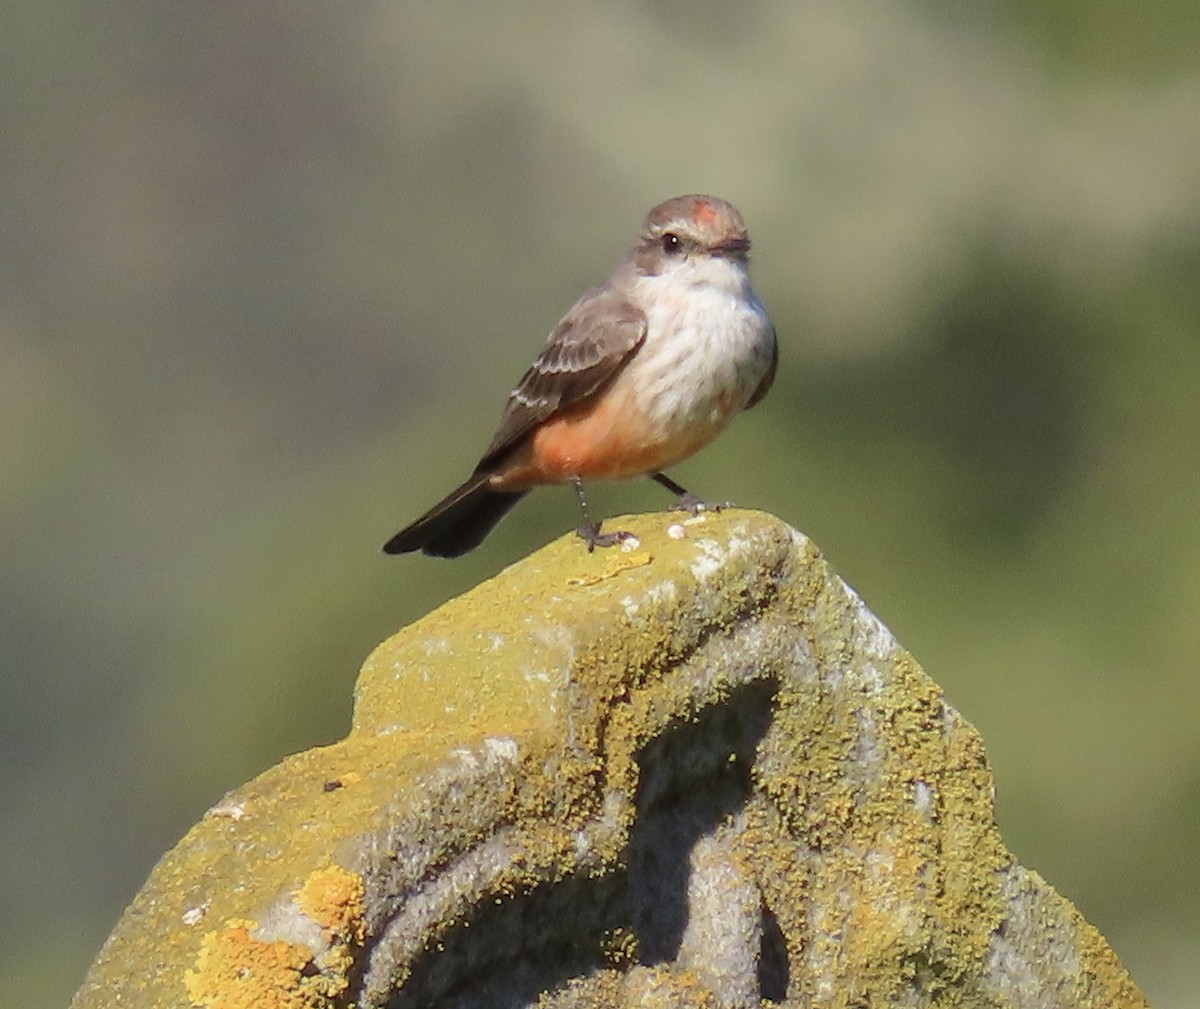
top-left (651, 472), bottom-right (732, 515)
top-left (572, 477), bottom-right (635, 551)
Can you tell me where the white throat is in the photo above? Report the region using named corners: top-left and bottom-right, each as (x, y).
top-left (619, 253), bottom-right (774, 444)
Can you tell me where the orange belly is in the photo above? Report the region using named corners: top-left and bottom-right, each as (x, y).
top-left (489, 386), bottom-right (723, 489)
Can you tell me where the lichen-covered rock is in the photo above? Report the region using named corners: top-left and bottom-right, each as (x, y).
top-left (71, 510), bottom-right (1148, 1009)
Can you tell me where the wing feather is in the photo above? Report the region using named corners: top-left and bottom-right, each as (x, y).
top-left (745, 324), bottom-right (778, 410)
top-left (477, 285), bottom-right (647, 468)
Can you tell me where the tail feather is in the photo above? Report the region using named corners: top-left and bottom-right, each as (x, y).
top-left (383, 475), bottom-right (526, 558)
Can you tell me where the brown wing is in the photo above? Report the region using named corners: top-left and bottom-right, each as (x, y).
top-left (475, 284), bottom-right (647, 469)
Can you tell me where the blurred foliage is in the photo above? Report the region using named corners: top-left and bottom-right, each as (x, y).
top-left (2, 2), bottom-right (1198, 1006)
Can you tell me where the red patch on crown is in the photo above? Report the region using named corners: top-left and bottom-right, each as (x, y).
top-left (691, 200), bottom-right (718, 225)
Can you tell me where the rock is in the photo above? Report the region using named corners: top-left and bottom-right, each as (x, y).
top-left (71, 510), bottom-right (1148, 1009)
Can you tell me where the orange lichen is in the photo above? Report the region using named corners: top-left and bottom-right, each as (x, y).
top-left (296, 864), bottom-right (365, 944)
top-left (183, 919), bottom-right (312, 1009)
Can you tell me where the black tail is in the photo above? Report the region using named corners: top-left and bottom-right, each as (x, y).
top-left (383, 474), bottom-right (527, 558)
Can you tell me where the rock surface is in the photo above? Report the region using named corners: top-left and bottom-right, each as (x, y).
top-left (71, 510), bottom-right (1149, 1009)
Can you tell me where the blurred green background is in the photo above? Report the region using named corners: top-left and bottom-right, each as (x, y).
top-left (4, 2), bottom-right (1197, 1004)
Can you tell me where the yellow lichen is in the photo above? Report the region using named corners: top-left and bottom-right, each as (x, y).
top-left (566, 551), bottom-right (654, 585)
top-left (600, 926), bottom-right (639, 967)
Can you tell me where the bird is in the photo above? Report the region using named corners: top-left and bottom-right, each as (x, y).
top-left (383, 194), bottom-right (777, 558)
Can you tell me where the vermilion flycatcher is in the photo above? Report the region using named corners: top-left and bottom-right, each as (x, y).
top-left (383, 194), bottom-right (777, 558)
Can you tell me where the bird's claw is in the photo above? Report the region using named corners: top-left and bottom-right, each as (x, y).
top-left (670, 493), bottom-right (733, 516)
top-left (576, 522), bottom-right (636, 552)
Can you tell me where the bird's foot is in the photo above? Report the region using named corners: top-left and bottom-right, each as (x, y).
top-left (651, 472), bottom-right (731, 516)
top-left (670, 493), bottom-right (733, 516)
top-left (576, 522), bottom-right (636, 552)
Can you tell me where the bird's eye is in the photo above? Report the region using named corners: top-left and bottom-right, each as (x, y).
top-left (661, 232), bottom-right (682, 254)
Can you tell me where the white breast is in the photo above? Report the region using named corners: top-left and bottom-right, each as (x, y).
top-left (619, 260), bottom-right (774, 442)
